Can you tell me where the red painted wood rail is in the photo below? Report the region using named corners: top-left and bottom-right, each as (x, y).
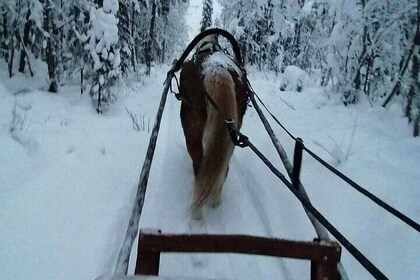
top-left (135, 230), bottom-right (341, 280)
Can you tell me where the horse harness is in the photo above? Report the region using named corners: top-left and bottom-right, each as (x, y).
top-left (171, 39), bottom-right (222, 104)
top-left (196, 40), bottom-right (222, 56)
top-left (174, 39), bottom-right (249, 148)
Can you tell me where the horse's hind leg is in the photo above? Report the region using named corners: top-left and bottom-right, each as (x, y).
top-left (209, 189), bottom-right (222, 208)
top-left (191, 205), bottom-right (204, 220)
top-left (181, 105), bottom-right (205, 175)
top-left (190, 138), bottom-right (203, 176)
top-left (209, 165), bottom-right (230, 208)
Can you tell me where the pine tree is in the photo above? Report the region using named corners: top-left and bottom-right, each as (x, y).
top-left (259, 0), bottom-right (275, 71)
top-left (86, 0), bottom-right (121, 112)
top-left (219, 0), bottom-right (263, 65)
top-left (200, 0), bottom-right (212, 32)
top-left (156, 0), bottom-right (170, 63)
top-left (141, 0), bottom-right (188, 73)
top-left (118, 0), bottom-right (138, 74)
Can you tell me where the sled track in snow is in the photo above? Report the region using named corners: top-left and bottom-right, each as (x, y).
top-left (125, 96), bottom-right (297, 279)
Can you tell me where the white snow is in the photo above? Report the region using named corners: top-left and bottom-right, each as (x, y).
top-left (103, 0), bottom-right (119, 15)
top-left (1, 3), bottom-right (420, 279)
top-left (280, 65), bottom-right (311, 92)
top-left (1, 58), bottom-right (419, 280)
top-left (202, 52), bottom-right (242, 78)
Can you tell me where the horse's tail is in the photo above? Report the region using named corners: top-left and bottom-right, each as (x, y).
top-left (191, 67), bottom-right (238, 219)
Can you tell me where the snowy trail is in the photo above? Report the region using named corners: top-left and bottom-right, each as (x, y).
top-left (127, 85), bottom-right (314, 279)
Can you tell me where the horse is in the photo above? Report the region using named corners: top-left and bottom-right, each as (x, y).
top-left (179, 35), bottom-right (249, 220)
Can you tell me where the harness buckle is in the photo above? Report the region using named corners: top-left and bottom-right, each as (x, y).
top-left (168, 71), bottom-right (182, 101)
top-left (225, 119), bottom-right (248, 148)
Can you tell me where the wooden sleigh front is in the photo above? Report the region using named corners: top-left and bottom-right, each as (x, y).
top-left (132, 230), bottom-right (341, 280)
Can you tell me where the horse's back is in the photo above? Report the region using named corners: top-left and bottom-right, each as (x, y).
top-left (180, 53), bottom-right (249, 125)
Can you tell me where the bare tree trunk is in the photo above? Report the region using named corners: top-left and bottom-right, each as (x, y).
top-left (292, 0), bottom-right (305, 67)
top-left (409, 28), bottom-right (420, 134)
top-left (414, 112), bottom-right (420, 137)
top-left (18, 6), bottom-right (31, 73)
top-left (415, 0), bottom-right (420, 137)
top-left (58, 0), bottom-right (64, 84)
top-left (406, 85), bottom-right (415, 123)
top-left (293, 22), bottom-right (301, 66)
top-left (8, 12), bottom-right (18, 78)
top-left (8, 36), bottom-right (15, 77)
top-left (382, 48), bottom-right (413, 107)
top-left (44, 0), bottom-right (58, 93)
top-left (383, 1), bottom-right (418, 108)
top-left (353, 24), bottom-right (370, 91)
top-left (1, 7), bottom-right (8, 62)
top-left (81, 68), bottom-right (84, 94)
top-left (363, 52), bottom-right (373, 98)
top-left (131, 2), bottom-right (136, 72)
top-left (405, 0), bottom-right (420, 136)
top-left (145, 1), bottom-right (156, 76)
top-left (161, 9), bottom-right (169, 64)
top-left (97, 83), bottom-right (102, 113)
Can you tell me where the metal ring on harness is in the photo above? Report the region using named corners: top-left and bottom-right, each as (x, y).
top-left (225, 119), bottom-right (249, 148)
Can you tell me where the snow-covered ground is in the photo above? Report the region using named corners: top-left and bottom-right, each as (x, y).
top-left (1, 54), bottom-right (419, 280)
top-left (1, 2), bottom-right (419, 278)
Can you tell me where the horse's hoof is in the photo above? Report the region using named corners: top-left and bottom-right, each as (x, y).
top-left (210, 198), bottom-right (221, 208)
top-left (191, 208), bottom-right (203, 220)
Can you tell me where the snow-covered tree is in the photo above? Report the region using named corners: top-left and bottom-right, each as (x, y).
top-left (144, 0), bottom-right (156, 75)
top-left (218, 0), bottom-right (419, 134)
top-left (18, 2), bottom-right (33, 74)
top-left (200, 0), bottom-right (212, 32)
top-left (0, 0), bottom-right (188, 111)
top-left (0, 0), bottom-right (12, 63)
top-left (0, 0), bottom-right (41, 77)
top-left (158, 0), bottom-right (188, 62)
top-left (403, 0), bottom-right (420, 136)
top-left (65, 0), bottom-right (93, 90)
top-left (138, 0), bottom-right (187, 73)
top-left (43, 0), bottom-right (59, 92)
top-left (219, 0), bottom-right (265, 65)
top-left (118, 0), bottom-right (140, 73)
top-left (85, 0), bottom-right (121, 112)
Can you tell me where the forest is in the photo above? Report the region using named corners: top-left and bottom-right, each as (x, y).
top-left (0, 0), bottom-right (419, 136)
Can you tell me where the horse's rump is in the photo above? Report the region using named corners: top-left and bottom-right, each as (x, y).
top-left (180, 52), bottom-right (248, 219)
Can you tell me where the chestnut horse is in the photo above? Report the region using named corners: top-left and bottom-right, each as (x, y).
top-left (179, 35), bottom-right (249, 220)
